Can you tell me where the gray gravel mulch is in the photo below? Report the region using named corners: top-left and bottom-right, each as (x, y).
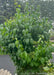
top-left (0, 55), bottom-right (16, 75)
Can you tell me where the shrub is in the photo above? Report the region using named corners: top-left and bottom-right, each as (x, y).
top-left (0, 3), bottom-right (53, 74)
top-left (0, 16), bottom-right (6, 24)
top-left (43, 60), bottom-right (54, 75)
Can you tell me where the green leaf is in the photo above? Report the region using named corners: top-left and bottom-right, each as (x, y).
top-left (8, 43), bottom-right (15, 48)
top-left (25, 39), bottom-right (29, 44)
top-left (15, 40), bottom-right (19, 48)
top-left (43, 66), bottom-right (50, 72)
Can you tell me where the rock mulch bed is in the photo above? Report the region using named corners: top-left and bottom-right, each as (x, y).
top-left (0, 69), bottom-right (12, 75)
top-left (0, 55), bottom-right (16, 75)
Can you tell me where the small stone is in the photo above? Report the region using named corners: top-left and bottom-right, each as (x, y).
top-left (0, 69), bottom-right (12, 75)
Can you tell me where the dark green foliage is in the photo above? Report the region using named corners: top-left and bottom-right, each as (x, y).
top-left (0, 2), bottom-right (53, 74)
top-left (40, 0), bottom-right (54, 20)
top-left (0, 16), bottom-right (6, 24)
top-left (31, 17), bottom-right (52, 41)
top-left (0, 0), bottom-right (15, 23)
top-left (28, 0), bottom-right (54, 20)
top-left (0, 0), bottom-right (23, 24)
